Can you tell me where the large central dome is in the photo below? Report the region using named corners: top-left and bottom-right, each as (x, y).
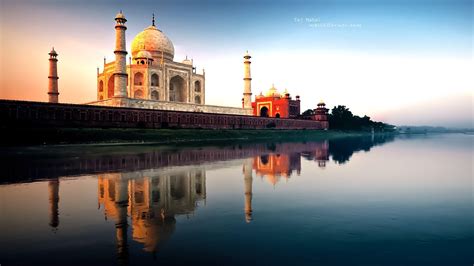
top-left (131, 25), bottom-right (174, 62)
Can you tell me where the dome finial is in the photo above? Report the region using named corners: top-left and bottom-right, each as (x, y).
top-left (152, 13), bottom-right (155, 26)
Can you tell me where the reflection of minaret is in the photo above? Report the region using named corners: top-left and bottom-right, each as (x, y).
top-left (48, 179), bottom-right (60, 229)
top-left (243, 159), bottom-right (253, 223)
top-left (115, 177), bottom-right (129, 265)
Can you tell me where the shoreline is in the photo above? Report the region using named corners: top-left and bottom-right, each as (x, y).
top-left (1, 127), bottom-right (389, 147)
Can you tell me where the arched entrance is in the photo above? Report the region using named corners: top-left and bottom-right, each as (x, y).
top-left (260, 106), bottom-right (269, 117)
top-left (134, 72), bottom-right (144, 86)
top-left (107, 76), bottom-right (114, 98)
top-left (169, 75), bottom-right (187, 102)
top-left (275, 113), bottom-right (280, 118)
top-left (194, 81), bottom-right (201, 92)
top-left (134, 89), bottom-right (144, 99)
top-left (151, 74), bottom-right (159, 86)
top-left (151, 90), bottom-right (159, 100)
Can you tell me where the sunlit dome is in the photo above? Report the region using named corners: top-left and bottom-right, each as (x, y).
top-left (131, 25), bottom-right (174, 62)
top-left (265, 84), bottom-right (280, 97)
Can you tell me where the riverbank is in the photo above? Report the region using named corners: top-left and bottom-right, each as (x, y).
top-left (1, 127), bottom-right (384, 146)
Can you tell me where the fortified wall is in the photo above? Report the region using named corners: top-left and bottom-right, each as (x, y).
top-left (1, 100), bottom-right (329, 130)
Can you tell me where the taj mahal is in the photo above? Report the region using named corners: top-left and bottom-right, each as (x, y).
top-left (86, 11), bottom-right (253, 116)
top-left (38, 11), bottom-right (329, 128)
top-left (97, 13), bottom-right (205, 106)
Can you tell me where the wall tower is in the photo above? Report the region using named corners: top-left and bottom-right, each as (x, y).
top-left (243, 51), bottom-right (252, 109)
top-left (47, 48), bottom-right (59, 103)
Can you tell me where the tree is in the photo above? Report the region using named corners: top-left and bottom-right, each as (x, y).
top-left (301, 109), bottom-right (315, 116)
top-left (328, 105), bottom-right (394, 132)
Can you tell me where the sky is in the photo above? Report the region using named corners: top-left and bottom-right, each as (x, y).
top-left (0, 0), bottom-right (472, 128)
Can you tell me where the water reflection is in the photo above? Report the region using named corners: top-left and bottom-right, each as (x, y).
top-left (0, 135), bottom-right (392, 184)
top-left (97, 170), bottom-right (206, 263)
top-left (48, 179), bottom-right (60, 229)
top-left (2, 135), bottom-right (411, 265)
top-left (328, 134), bottom-right (395, 164)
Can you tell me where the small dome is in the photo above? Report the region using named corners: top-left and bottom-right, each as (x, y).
top-left (265, 84), bottom-right (280, 97)
top-left (135, 50), bottom-right (153, 59)
top-left (131, 24), bottom-right (174, 62)
top-left (318, 100), bottom-right (326, 106)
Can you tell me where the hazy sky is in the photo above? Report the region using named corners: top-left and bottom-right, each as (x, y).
top-left (0, 0), bottom-right (472, 128)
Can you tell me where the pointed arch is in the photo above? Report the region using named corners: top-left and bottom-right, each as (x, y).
top-left (134, 89), bottom-right (144, 99)
top-left (169, 75), bottom-right (187, 102)
top-left (99, 80), bottom-right (104, 92)
top-left (134, 72), bottom-right (144, 86)
top-left (107, 76), bottom-right (114, 98)
top-left (194, 80), bottom-right (201, 92)
top-left (194, 95), bottom-right (201, 104)
top-left (151, 90), bottom-right (159, 100)
top-left (151, 73), bottom-right (159, 86)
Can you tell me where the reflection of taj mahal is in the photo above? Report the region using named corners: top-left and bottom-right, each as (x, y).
top-left (97, 169), bottom-right (206, 257)
top-left (42, 142), bottom-right (330, 261)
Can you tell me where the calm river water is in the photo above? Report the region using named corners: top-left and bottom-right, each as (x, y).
top-left (0, 134), bottom-right (472, 266)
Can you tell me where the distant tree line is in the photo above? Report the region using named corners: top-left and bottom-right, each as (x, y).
top-left (302, 105), bottom-right (395, 132)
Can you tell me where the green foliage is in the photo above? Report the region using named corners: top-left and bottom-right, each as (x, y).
top-left (301, 109), bottom-right (315, 116)
top-left (328, 105), bottom-right (395, 132)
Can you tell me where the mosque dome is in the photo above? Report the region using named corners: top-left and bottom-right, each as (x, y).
top-left (131, 25), bottom-right (174, 62)
top-left (265, 84), bottom-right (280, 97)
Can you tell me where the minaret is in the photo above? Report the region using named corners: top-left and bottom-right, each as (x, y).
top-left (243, 51), bottom-right (252, 109)
top-left (113, 11), bottom-right (128, 98)
top-left (47, 47), bottom-right (59, 103)
top-left (243, 158), bottom-right (253, 223)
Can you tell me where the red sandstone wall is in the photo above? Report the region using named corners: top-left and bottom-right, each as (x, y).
top-left (0, 100), bottom-right (328, 130)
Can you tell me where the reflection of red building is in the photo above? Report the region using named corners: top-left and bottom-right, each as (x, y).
top-left (252, 153), bottom-right (301, 185)
top-left (251, 84), bottom-right (300, 118)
